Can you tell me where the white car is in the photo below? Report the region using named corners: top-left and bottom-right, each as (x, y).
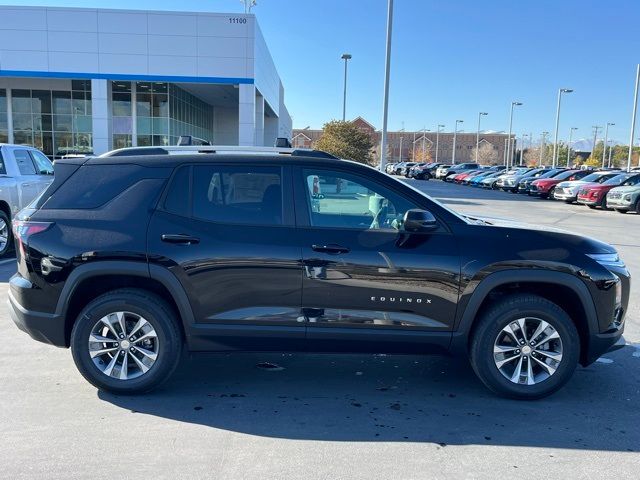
top-left (0, 143), bottom-right (55, 256)
top-left (553, 171), bottom-right (620, 203)
top-left (435, 165), bottom-right (452, 179)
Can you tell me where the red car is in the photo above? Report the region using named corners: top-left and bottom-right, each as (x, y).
top-left (453, 171), bottom-right (476, 184)
top-left (577, 172), bottom-right (640, 208)
top-left (529, 169), bottom-right (589, 199)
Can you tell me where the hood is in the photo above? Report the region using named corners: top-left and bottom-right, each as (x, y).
top-left (465, 215), bottom-right (615, 254)
top-left (609, 185), bottom-right (640, 194)
top-left (557, 179), bottom-right (589, 188)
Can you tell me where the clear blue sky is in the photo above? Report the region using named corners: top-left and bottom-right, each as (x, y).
top-left (3, 0), bottom-right (640, 144)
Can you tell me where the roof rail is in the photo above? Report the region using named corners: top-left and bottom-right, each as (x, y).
top-left (100, 145), bottom-right (338, 159)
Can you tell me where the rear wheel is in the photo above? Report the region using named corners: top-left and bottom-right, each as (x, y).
top-left (0, 211), bottom-right (12, 258)
top-left (470, 294), bottom-right (579, 400)
top-left (71, 289), bottom-right (182, 394)
top-left (635, 199), bottom-right (640, 214)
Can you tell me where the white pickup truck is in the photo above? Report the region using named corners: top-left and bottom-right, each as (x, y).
top-left (0, 144), bottom-right (54, 257)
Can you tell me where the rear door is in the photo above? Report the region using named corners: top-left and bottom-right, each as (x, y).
top-left (27, 149), bottom-right (54, 194)
top-left (147, 162), bottom-right (305, 351)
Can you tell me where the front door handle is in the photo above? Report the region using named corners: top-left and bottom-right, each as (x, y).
top-left (311, 244), bottom-right (350, 255)
top-left (161, 234), bottom-right (200, 245)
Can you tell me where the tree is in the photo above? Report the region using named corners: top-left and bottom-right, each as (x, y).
top-left (314, 120), bottom-right (374, 165)
top-left (411, 145), bottom-right (432, 162)
top-left (470, 142), bottom-right (497, 164)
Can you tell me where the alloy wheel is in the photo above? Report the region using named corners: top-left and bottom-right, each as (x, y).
top-left (493, 317), bottom-right (563, 385)
top-left (0, 218), bottom-right (8, 252)
top-left (88, 311), bottom-right (159, 380)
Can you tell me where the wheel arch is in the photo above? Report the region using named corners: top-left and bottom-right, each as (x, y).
top-left (57, 261), bottom-right (195, 347)
top-left (451, 270), bottom-right (598, 365)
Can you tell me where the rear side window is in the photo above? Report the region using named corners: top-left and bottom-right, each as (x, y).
top-left (43, 164), bottom-right (153, 209)
top-left (173, 165), bottom-right (283, 226)
top-left (14, 150), bottom-right (36, 175)
top-left (0, 148), bottom-right (5, 174)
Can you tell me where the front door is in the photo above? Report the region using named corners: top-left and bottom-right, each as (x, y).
top-left (295, 167), bottom-right (461, 354)
top-left (147, 163), bottom-right (305, 351)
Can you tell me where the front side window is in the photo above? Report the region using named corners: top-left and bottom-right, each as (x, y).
top-left (14, 150), bottom-right (36, 175)
top-left (29, 150), bottom-right (54, 175)
top-left (191, 165), bottom-right (283, 226)
top-left (303, 169), bottom-right (418, 230)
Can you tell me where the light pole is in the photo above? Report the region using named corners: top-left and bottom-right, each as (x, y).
top-left (378, 0), bottom-right (394, 172)
top-left (592, 125), bottom-right (602, 164)
top-left (540, 131), bottom-right (549, 166)
top-left (551, 88), bottom-right (573, 167)
top-left (519, 134), bottom-right (528, 165)
top-left (507, 101), bottom-right (522, 168)
top-left (476, 112), bottom-right (488, 163)
top-left (608, 140), bottom-right (614, 167)
top-left (435, 124), bottom-right (444, 163)
top-left (602, 122), bottom-right (614, 168)
top-left (567, 127), bottom-right (577, 167)
top-left (452, 120), bottom-right (463, 164)
top-left (627, 64), bottom-right (640, 172)
top-left (398, 129), bottom-right (404, 162)
top-left (340, 53), bottom-right (352, 122)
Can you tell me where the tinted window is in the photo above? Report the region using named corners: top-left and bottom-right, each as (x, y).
top-left (303, 169), bottom-right (418, 230)
top-left (0, 148), bottom-right (5, 175)
top-left (622, 174), bottom-right (640, 186)
top-left (14, 150), bottom-right (37, 175)
top-left (29, 150), bottom-right (54, 175)
top-left (192, 165), bottom-right (283, 225)
top-left (44, 164), bottom-right (152, 209)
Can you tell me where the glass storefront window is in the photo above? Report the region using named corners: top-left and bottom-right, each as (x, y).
top-left (52, 91), bottom-right (72, 115)
top-left (6, 81), bottom-right (92, 157)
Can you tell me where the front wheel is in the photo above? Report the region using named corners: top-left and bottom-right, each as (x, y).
top-left (71, 289), bottom-right (182, 394)
top-left (470, 294), bottom-right (579, 400)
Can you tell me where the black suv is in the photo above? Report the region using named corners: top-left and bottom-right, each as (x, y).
top-left (8, 149), bottom-right (629, 399)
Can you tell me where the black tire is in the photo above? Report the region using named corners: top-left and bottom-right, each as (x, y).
top-left (587, 205), bottom-right (596, 209)
top-left (548, 187), bottom-right (556, 199)
top-left (635, 199), bottom-right (640, 214)
top-left (469, 294), bottom-right (579, 400)
top-left (0, 211), bottom-right (12, 258)
top-left (71, 289), bottom-right (182, 394)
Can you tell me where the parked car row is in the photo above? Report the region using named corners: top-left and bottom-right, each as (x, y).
top-left (414, 161), bottom-right (640, 214)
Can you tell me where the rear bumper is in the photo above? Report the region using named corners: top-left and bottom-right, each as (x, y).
top-left (7, 289), bottom-right (67, 347)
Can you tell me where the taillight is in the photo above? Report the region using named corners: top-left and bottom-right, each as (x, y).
top-left (12, 221), bottom-right (53, 258)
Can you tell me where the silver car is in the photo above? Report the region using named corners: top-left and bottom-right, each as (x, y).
top-left (0, 144), bottom-right (54, 256)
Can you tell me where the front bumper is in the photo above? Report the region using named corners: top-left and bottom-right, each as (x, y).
top-left (606, 199), bottom-right (632, 209)
top-left (7, 289), bottom-right (67, 347)
top-left (577, 196), bottom-right (599, 206)
top-left (553, 190), bottom-right (578, 201)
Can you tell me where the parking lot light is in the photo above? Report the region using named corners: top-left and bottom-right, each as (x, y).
top-left (435, 124), bottom-right (444, 163)
top-left (627, 64), bottom-right (640, 172)
top-left (567, 127), bottom-right (578, 167)
top-left (340, 53), bottom-right (352, 122)
top-left (552, 88), bottom-right (573, 168)
top-left (603, 122), bottom-right (615, 168)
top-left (507, 102), bottom-right (522, 168)
top-left (452, 120), bottom-right (464, 165)
top-left (476, 112), bottom-right (488, 163)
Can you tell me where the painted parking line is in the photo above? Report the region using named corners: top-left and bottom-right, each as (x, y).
top-left (0, 258), bottom-right (17, 266)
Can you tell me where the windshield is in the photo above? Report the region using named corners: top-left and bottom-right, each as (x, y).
top-left (580, 172), bottom-right (607, 183)
top-left (554, 170), bottom-right (578, 180)
top-left (604, 173), bottom-right (634, 186)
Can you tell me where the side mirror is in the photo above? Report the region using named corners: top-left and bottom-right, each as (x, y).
top-left (402, 209), bottom-right (438, 233)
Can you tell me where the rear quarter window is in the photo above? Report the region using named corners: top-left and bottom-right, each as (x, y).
top-left (42, 164), bottom-right (160, 209)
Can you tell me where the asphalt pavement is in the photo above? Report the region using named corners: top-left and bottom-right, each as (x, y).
top-left (0, 181), bottom-right (638, 480)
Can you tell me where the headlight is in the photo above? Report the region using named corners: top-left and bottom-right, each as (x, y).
top-left (586, 253), bottom-right (625, 268)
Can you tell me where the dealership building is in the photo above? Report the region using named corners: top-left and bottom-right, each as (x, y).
top-left (0, 5), bottom-right (291, 157)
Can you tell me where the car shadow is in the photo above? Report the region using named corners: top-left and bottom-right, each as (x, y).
top-left (98, 346), bottom-right (638, 452)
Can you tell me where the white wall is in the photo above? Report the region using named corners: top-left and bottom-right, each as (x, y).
top-left (214, 106), bottom-right (238, 145)
top-left (0, 6), bottom-right (255, 82)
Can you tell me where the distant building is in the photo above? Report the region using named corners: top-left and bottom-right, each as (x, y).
top-left (293, 117), bottom-right (512, 164)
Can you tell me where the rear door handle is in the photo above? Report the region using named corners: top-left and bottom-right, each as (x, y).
top-left (161, 234), bottom-right (200, 245)
top-left (311, 244), bottom-right (350, 255)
